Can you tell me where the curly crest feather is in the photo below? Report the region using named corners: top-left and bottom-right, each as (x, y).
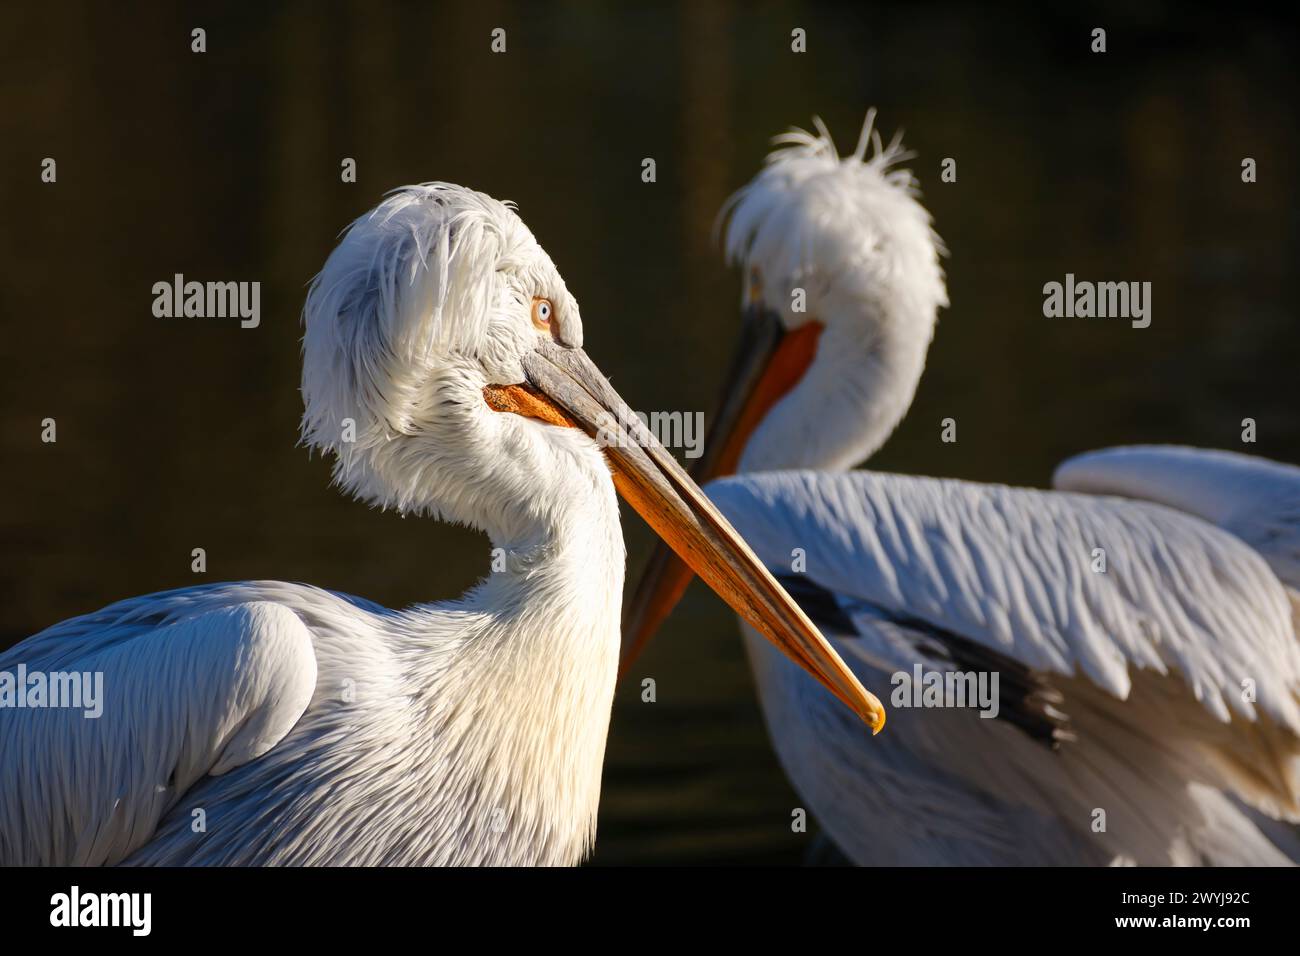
top-left (298, 183), bottom-right (582, 514)
top-left (301, 184), bottom-right (531, 461)
top-left (719, 110), bottom-right (948, 321)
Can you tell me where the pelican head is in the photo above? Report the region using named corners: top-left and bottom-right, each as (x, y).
top-left (301, 183), bottom-right (885, 731)
top-left (708, 111), bottom-right (948, 476)
top-left (623, 113), bottom-right (947, 671)
top-left (301, 183), bottom-right (596, 544)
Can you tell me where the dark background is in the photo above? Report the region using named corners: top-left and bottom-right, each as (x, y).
top-left (1, 1), bottom-right (1296, 864)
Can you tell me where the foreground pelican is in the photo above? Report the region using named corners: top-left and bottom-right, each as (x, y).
top-left (0, 183), bottom-right (883, 866)
top-left (625, 116), bottom-right (1300, 864)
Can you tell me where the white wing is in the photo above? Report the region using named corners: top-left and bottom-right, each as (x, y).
top-left (1054, 445), bottom-right (1300, 590)
top-left (707, 470), bottom-right (1300, 837)
top-left (0, 584), bottom-right (318, 865)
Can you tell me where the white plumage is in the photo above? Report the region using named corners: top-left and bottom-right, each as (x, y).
top-left (710, 470), bottom-right (1300, 863)
top-left (2, 185), bottom-right (623, 865)
top-left (1054, 445), bottom-right (1300, 590)
top-left (3, 181), bottom-right (878, 866)
top-left (629, 114), bottom-right (1300, 865)
top-left (715, 472), bottom-right (1299, 725)
top-left (723, 112), bottom-right (947, 475)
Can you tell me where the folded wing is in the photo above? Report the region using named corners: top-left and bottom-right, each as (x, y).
top-left (707, 469), bottom-right (1300, 827)
top-left (0, 586), bottom-right (317, 865)
top-left (1054, 445), bottom-right (1300, 591)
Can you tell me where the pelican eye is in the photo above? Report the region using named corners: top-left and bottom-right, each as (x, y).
top-left (531, 297), bottom-right (553, 331)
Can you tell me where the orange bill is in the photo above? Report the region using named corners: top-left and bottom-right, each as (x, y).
top-left (484, 336), bottom-right (884, 731)
top-left (619, 306), bottom-right (824, 679)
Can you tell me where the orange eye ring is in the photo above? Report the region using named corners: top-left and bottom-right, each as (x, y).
top-left (531, 297), bottom-right (553, 331)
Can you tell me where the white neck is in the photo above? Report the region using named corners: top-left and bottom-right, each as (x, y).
top-left (400, 461), bottom-right (625, 865)
top-left (739, 298), bottom-right (933, 474)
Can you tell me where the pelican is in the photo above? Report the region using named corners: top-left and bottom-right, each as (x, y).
top-left (624, 115), bottom-right (1300, 865)
top-left (0, 183), bottom-right (884, 867)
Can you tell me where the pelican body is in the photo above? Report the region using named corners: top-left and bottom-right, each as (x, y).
top-left (1, 184), bottom-right (880, 866)
top-left (625, 117), bottom-right (1300, 865)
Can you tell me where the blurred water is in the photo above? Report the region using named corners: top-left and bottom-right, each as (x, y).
top-left (0, 2), bottom-right (1296, 864)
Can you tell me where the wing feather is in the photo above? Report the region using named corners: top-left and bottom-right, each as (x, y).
top-left (0, 587), bottom-right (317, 865)
top-left (707, 470), bottom-right (1300, 822)
top-left (1054, 445), bottom-right (1300, 590)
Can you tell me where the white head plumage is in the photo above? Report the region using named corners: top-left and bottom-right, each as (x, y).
top-left (721, 109), bottom-right (947, 333)
top-left (299, 183), bottom-right (584, 523)
top-left (715, 112), bottom-right (949, 472)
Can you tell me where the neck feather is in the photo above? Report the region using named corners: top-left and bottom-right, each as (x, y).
top-left (739, 304), bottom-right (932, 474)
top-left (399, 461), bottom-right (626, 864)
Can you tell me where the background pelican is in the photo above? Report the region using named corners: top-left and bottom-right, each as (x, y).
top-left (624, 116), bottom-right (1300, 865)
top-left (0, 183), bottom-right (881, 866)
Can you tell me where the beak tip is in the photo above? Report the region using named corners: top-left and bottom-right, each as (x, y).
top-left (868, 704), bottom-right (887, 735)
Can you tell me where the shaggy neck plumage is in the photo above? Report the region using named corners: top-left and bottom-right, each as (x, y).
top-left (396, 464), bottom-right (625, 865)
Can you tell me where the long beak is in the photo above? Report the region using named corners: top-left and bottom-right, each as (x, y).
top-left (620, 306), bottom-right (824, 678)
top-left (485, 337), bottom-right (884, 731)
